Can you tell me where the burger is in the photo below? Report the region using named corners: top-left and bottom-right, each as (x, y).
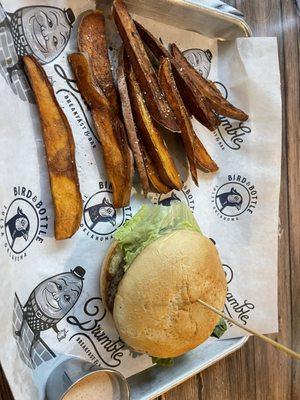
top-left (101, 202), bottom-right (227, 365)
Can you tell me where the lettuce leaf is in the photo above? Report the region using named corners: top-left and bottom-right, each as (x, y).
top-left (211, 318), bottom-right (227, 338)
top-left (151, 357), bottom-right (174, 367)
top-left (114, 202), bottom-right (201, 270)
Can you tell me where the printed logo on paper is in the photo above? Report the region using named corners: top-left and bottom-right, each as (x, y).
top-left (152, 185), bottom-right (195, 212)
top-left (67, 297), bottom-right (127, 368)
top-left (183, 49), bottom-right (251, 151)
top-left (210, 239), bottom-right (256, 327)
top-left (223, 263), bottom-right (255, 326)
top-left (212, 82), bottom-right (252, 151)
top-left (0, 186), bottom-right (48, 261)
top-left (81, 181), bottom-right (132, 242)
top-left (183, 48), bottom-right (212, 79)
top-left (13, 267), bottom-right (85, 369)
top-left (56, 85), bottom-right (98, 149)
top-left (0, 3), bottom-right (76, 102)
top-left (211, 174), bottom-right (258, 220)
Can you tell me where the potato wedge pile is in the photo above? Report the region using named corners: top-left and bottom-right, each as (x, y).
top-left (68, 0), bottom-right (248, 205)
top-left (24, 0), bottom-right (249, 238)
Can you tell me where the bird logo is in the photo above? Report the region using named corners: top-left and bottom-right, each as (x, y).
top-left (85, 197), bottom-right (117, 230)
top-left (216, 187), bottom-right (243, 212)
top-left (5, 206), bottom-right (30, 250)
top-left (158, 192), bottom-right (181, 207)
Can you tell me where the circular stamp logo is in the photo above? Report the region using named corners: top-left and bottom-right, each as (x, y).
top-left (152, 185), bottom-right (195, 211)
top-left (211, 175), bottom-right (258, 220)
top-left (183, 48), bottom-right (212, 79)
top-left (81, 181), bottom-right (132, 242)
top-left (0, 186), bottom-right (49, 261)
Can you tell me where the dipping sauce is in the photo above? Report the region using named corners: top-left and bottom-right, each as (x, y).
top-left (62, 371), bottom-right (121, 400)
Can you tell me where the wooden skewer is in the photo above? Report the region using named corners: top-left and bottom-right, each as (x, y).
top-left (197, 299), bottom-right (300, 361)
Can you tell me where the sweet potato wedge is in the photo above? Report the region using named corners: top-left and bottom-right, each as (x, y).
top-left (134, 21), bottom-right (220, 131)
top-left (23, 55), bottom-right (82, 240)
top-left (92, 108), bottom-right (131, 208)
top-left (171, 43), bottom-right (248, 121)
top-left (139, 140), bottom-right (171, 194)
top-left (78, 10), bottom-right (120, 114)
top-left (159, 58), bottom-right (198, 185)
top-left (135, 20), bottom-right (169, 60)
top-left (69, 52), bottom-right (132, 208)
top-left (126, 63), bottom-right (182, 190)
top-left (193, 131), bottom-right (218, 173)
top-left (170, 63), bottom-right (221, 131)
top-left (68, 53), bottom-right (110, 109)
top-left (112, 0), bottom-right (179, 133)
top-left (114, 117), bottom-right (134, 206)
top-left (117, 49), bottom-right (150, 195)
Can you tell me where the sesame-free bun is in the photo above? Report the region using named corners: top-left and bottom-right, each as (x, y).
top-left (112, 230), bottom-right (227, 358)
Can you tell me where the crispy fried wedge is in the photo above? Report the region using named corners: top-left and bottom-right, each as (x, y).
top-left (117, 49), bottom-right (150, 195)
top-left (134, 21), bottom-right (220, 131)
top-left (23, 55), bottom-right (82, 240)
top-left (78, 10), bottom-right (120, 114)
top-left (139, 140), bottom-right (171, 194)
top-left (77, 13), bottom-right (134, 205)
top-left (135, 20), bottom-right (169, 60)
top-left (171, 43), bottom-right (249, 121)
top-left (159, 58), bottom-right (198, 185)
top-left (112, 0), bottom-right (179, 132)
top-left (92, 108), bottom-right (130, 207)
top-left (114, 116), bottom-right (134, 206)
top-left (193, 133), bottom-right (218, 173)
top-left (159, 58), bottom-right (218, 174)
top-left (126, 64), bottom-right (182, 190)
top-left (68, 53), bottom-right (110, 109)
top-left (69, 52), bottom-right (132, 208)
top-left (171, 64), bottom-right (221, 131)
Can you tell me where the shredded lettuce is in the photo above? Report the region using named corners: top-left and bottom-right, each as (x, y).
top-left (114, 202), bottom-right (201, 270)
top-left (151, 357), bottom-right (174, 367)
top-left (211, 318), bottom-right (227, 338)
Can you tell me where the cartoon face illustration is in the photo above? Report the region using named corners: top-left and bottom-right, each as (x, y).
top-left (35, 272), bottom-right (83, 319)
top-left (14, 267), bottom-right (85, 368)
top-left (5, 206), bottom-right (30, 248)
top-left (0, 4), bottom-right (75, 102)
top-left (17, 6), bottom-right (75, 63)
top-left (216, 188), bottom-right (243, 211)
top-left (158, 192), bottom-right (181, 207)
top-left (6, 6), bottom-right (75, 64)
top-left (183, 49), bottom-right (212, 79)
top-left (85, 197), bottom-right (117, 229)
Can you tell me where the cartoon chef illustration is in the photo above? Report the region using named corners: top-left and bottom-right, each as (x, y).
top-left (15, 266), bottom-right (85, 357)
top-left (0, 3), bottom-right (75, 101)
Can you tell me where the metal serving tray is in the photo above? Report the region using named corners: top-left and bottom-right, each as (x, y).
top-left (111, 1), bottom-right (251, 398)
top-left (128, 337), bottom-right (248, 399)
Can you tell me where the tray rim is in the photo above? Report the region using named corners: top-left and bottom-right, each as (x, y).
top-left (182, 0), bottom-right (253, 38)
top-left (125, 0), bottom-right (253, 39)
top-left (129, 337), bottom-right (249, 400)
